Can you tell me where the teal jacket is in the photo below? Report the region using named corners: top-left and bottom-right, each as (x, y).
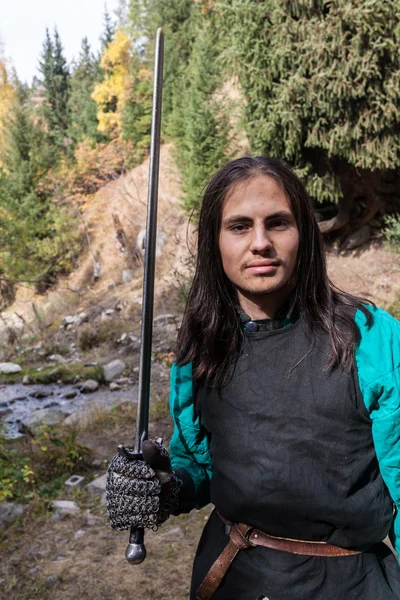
top-left (169, 306), bottom-right (400, 554)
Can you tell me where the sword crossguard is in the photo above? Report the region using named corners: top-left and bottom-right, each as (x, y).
top-left (118, 445), bottom-right (143, 461)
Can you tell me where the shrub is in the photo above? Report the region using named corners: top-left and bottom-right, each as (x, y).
top-left (0, 424), bottom-right (90, 503)
top-left (384, 215), bottom-right (400, 250)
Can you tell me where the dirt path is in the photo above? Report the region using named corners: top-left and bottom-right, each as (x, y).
top-left (1, 505), bottom-right (211, 600)
top-left (0, 408), bottom-right (210, 600)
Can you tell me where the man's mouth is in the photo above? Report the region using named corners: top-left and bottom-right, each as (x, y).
top-left (244, 260), bottom-right (280, 274)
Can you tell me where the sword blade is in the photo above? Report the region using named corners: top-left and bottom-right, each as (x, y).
top-left (134, 28), bottom-right (164, 453)
top-left (122, 28), bottom-right (164, 566)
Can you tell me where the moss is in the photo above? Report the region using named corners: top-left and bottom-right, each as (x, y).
top-left (0, 363), bottom-right (105, 385)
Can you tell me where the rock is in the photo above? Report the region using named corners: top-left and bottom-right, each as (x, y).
top-left (83, 511), bottom-right (104, 527)
top-left (45, 574), bottom-right (59, 588)
top-left (109, 382), bottom-right (121, 391)
top-left (154, 314), bottom-right (176, 327)
top-left (80, 379), bottom-right (99, 393)
top-left (64, 475), bottom-right (85, 491)
top-left (0, 408), bottom-right (12, 418)
top-left (119, 333), bottom-right (128, 343)
top-left (101, 309), bottom-right (115, 321)
top-left (85, 473), bottom-right (107, 496)
top-left (54, 536), bottom-right (69, 544)
top-left (51, 500), bottom-right (80, 516)
top-left (64, 315), bottom-right (78, 325)
top-left (43, 402), bottom-right (60, 409)
top-left (28, 546), bottom-right (47, 560)
top-left (22, 375), bottom-right (32, 385)
top-left (103, 359), bottom-right (126, 382)
top-left (135, 228), bottom-right (167, 259)
top-left (341, 225), bottom-right (370, 251)
top-left (122, 269), bottom-right (133, 283)
top-left (63, 389), bottom-right (78, 399)
top-left (30, 389), bottom-right (52, 399)
top-left (25, 409), bottom-right (66, 429)
top-left (48, 354), bottom-right (67, 364)
top-left (16, 421), bottom-right (35, 437)
top-left (100, 492), bottom-right (107, 506)
top-left (28, 566), bottom-right (42, 576)
top-left (0, 503), bottom-right (25, 529)
top-left (63, 410), bottom-right (93, 427)
top-left (74, 529), bottom-right (86, 540)
top-left (0, 362), bottom-right (22, 374)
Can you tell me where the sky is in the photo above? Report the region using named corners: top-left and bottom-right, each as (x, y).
top-left (0, 0), bottom-right (122, 84)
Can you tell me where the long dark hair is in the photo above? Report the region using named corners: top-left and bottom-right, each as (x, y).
top-left (177, 156), bottom-right (372, 387)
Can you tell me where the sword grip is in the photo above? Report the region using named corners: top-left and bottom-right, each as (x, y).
top-left (125, 526), bottom-right (146, 565)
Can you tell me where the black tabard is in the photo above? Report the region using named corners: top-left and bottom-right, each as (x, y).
top-left (196, 317), bottom-right (394, 549)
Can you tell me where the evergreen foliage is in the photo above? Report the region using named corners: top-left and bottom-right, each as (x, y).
top-left (121, 56), bottom-right (153, 150)
top-left (214, 0), bottom-right (400, 205)
top-left (68, 38), bottom-right (104, 144)
top-left (126, 0), bottom-right (232, 214)
top-left (101, 5), bottom-right (116, 50)
top-left (39, 28), bottom-right (71, 147)
top-left (171, 21), bottom-right (232, 214)
top-left (0, 88), bottom-right (79, 289)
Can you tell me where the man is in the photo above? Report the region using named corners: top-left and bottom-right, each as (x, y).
top-left (107, 157), bottom-right (400, 599)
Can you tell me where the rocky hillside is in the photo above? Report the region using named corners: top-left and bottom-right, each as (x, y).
top-left (0, 143), bottom-right (193, 350)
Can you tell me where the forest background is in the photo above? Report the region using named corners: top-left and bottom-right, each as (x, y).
top-left (1, 0), bottom-right (400, 308)
top-left (1, 2), bottom-right (400, 597)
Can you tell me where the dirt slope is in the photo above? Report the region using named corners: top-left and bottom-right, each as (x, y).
top-left (0, 144), bottom-right (194, 339)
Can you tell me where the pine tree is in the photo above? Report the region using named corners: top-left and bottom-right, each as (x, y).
top-left (0, 88), bottom-right (78, 288)
top-left (170, 18), bottom-right (232, 214)
top-left (214, 0), bottom-right (400, 230)
top-left (68, 37), bottom-right (103, 143)
top-left (101, 5), bottom-right (116, 50)
top-left (39, 28), bottom-right (70, 145)
top-left (121, 55), bottom-right (153, 149)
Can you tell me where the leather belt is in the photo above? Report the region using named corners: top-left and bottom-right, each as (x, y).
top-left (196, 512), bottom-right (363, 600)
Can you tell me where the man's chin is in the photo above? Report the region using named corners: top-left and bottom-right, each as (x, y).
top-left (236, 281), bottom-right (289, 298)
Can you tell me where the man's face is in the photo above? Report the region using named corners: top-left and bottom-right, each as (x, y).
top-left (219, 175), bottom-right (299, 308)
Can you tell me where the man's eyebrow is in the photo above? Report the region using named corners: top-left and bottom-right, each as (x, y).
top-left (222, 210), bottom-right (293, 226)
top-left (222, 215), bottom-right (253, 226)
top-left (266, 210), bottom-right (293, 220)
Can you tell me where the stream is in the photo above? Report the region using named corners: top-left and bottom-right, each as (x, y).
top-left (0, 383), bottom-right (138, 438)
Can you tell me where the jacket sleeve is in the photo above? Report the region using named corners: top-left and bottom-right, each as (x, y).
top-left (355, 306), bottom-right (400, 557)
top-left (168, 361), bottom-right (212, 509)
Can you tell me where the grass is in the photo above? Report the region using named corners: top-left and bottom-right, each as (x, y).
top-left (0, 363), bottom-right (105, 385)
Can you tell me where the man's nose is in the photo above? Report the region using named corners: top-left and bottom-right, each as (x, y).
top-left (249, 228), bottom-right (273, 253)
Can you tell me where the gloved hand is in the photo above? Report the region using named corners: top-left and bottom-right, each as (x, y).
top-left (106, 438), bottom-right (181, 531)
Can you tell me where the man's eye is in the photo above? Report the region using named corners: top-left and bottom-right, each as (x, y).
top-left (270, 220), bottom-right (288, 229)
top-left (230, 224), bottom-right (247, 232)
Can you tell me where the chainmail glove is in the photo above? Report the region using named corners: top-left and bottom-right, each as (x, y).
top-left (106, 438), bottom-right (181, 531)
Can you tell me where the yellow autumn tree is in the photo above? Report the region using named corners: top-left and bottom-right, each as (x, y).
top-left (0, 61), bottom-right (15, 164)
top-left (91, 30), bottom-right (131, 135)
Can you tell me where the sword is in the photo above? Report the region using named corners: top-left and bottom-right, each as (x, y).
top-left (117, 27), bottom-right (164, 566)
